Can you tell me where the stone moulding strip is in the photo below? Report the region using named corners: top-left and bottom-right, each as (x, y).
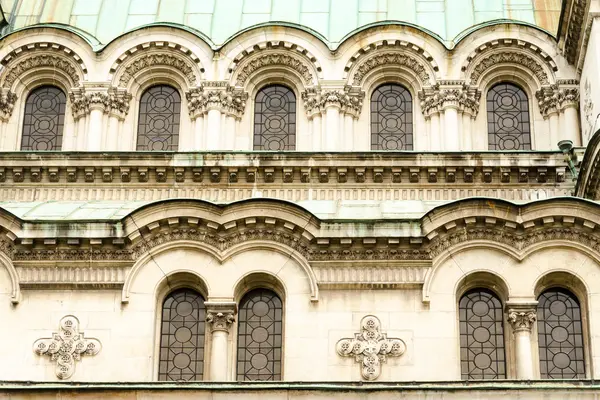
top-left (0, 42), bottom-right (88, 74)
top-left (16, 266), bottom-right (130, 289)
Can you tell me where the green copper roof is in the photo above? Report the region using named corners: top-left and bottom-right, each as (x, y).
top-left (0, 0), bottom-right (562, 48)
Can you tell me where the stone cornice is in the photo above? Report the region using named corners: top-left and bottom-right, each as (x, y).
top-left (0, 151), bottom-right (574, 186)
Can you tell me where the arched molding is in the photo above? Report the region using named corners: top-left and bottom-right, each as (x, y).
top-left (154, 269), bottom-right (211, 302)
top-left (0, 250), bottom-right (20, 304)
top-left (0, 51), bottom-right (84, 92)
top-left (0, 42), bottom-right (88, 78)
top-left (460, 39), bottom-right (558, 77)
top-left (111, 44), bottom-right (203, 89)
top-left (463, 44), bottom-right (555, 87)
top-left (533, 270), bottom-right (589, 302)
top-left (225, 241), bottom-right (318, 301)
top-left (347, 49), bottom-right (436, 88)
top-left (455, 270), bottom-right (511, 303)
top-left (343, 40), bottom-right (440, 83)
top-left (226, 41), bottom-right (323, 82)
top-left (231, 51), bottom-right (319, 89)
top-left (232, 271), bottom-right (288, 304)
top-left (123, 241), bottom-right (219, 303)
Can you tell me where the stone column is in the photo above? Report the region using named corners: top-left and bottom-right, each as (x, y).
top-left (507, 307), bottom-right (537, 379)
top-left (302, 89), bottom-right (323, 151)
top-left (86, 92), bottom-right (109, 151)
top-left (344, 114), bottom-right (354, 150)
top-left (461, 113), bottom-right (472, 150)
top-left (439, 88), bottom-right (462, 151)
top-left (205, 302), bottom-right (237, 381)
top-left (429, 113), bottom-right (441, 151)
top-left (106, 88), bottom-right (132, 151)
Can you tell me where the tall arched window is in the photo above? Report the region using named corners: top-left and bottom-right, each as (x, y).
top-left (371, 83), bottom-right (413, 150)
top-left (159, 288), bottom-right (206, 381)
top-left (237, 288), bottom-right (283, 380)
top-left (253, 85), bottom-right (296, 151)
top-left (137, 85), bottom-right (181, 151)
top-left (21, 86), bottom-right (66, 150)
top-left (537, 288), bottom-right (585, 378)
top-left (487, 83), bottom-right (531, 150)
top-left (459, 289), bottom-right (506, 379)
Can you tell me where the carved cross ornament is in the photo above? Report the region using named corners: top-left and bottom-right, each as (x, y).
top-left (33, 315), bottom-right (101, 379)
top-left (336, 315), bottom-right (406, 380)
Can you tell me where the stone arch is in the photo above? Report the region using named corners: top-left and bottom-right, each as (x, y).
top-left (111, 43), bottom-right (204, 90)
top-left (231, 50), bottom-right (320, 89)
top-left (0, 250), bottom-right (20, 304)
top-left (455, 270), bottom-right (511, 303)
top-left (463, 43), bottom-right (556, 88)
top-left (233, 271), bottom-right (287, 304)
top-left (226, 41), bottom-right (322, 82)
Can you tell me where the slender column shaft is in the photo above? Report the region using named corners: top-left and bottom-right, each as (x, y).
top-left (429, 114), bottom-right (441, 151)
top-left (224, 115), bottom-right (236, 150)
top-left (443, 107), bottom-right (460, 151)
top-left (461, 113), bottom-right (472, 150)
top-left (508, 308), bottom-right (536, 380)
top-left (210, 330), bottom-right (229, 381)
top-left (344, 114), bottom-right (354, 151)
top-left (193, 115), bottom-right (205, 150)
top-left (563, 106), bottom-right (581, 146)
top-left (87, 108), bottom-right (104, 151)
top-left (549, 113), bottom-right (559, 150)
top-left (106, 115), bottom-right (121, 151)
top-left (76, 116), bottom-right (87, 150)
top-left (206, 109), bottom-right (221, 150)
top-left (312, 114), bottom-right (322, 151)
top-left (324, 106), bottom-right (340, 150)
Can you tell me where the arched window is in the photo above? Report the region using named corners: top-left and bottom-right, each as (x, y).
top-left (487, 83), bottom-right (531, 150)
top-left (253, 85), bottom-right (296, 151)
top-left (21, 86), bottom-right (66, 151)
top-left (237, 288), bottom-right (283, 380)
top-left (371, 83), bottom-right (413, 150)
top-left (537, 288), bottom-right (585, 378)
top-left (137, 85), bottom-right (181, 151)
top-left (159, 288), bottom-right (206, 381)
top-left (459, 289), bottom-right (506, 379)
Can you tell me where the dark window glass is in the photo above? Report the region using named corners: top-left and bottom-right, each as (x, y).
top-left (159, 289), bottom-right (205, 381)
top-left (253, 85), bottom-right (296, 150)
top-left (487, 83), bottom-right (531, 150)
top-left (459, 289), bottom-right (506, 380)
top-left (137, 85), bottom-right (181, 151)
top-left (237, 288), bottom-right (283, 381)
top-left (371, 83), bottom-right (413, 150)
top-left (21, 86), bottom-right (66, 150)
top-left (537, 288), bottom-right (585, 378)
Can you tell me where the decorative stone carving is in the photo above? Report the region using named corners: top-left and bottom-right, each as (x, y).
top-left (352, 52), bottom-right (431, 85)
top-left (301, 87), bottom-right (365, 118)
top-left (508, 309), bottom-right (537, 332)
top-left (469, 52), bottom-right (549, 85)
top-left (235, 53), bottom-right (314, 86)
top-left (0, 89), bottom-right (17, 121)
top-left (536, 84), bottom-right (580, 117)
top-left (563, 0), bottom-right (588, 64)
top-left (118, 53), bottom-right (198, 87)
top-left (206, 311), bottom-right (235, 332)
top-left (107, 87), bottom-right (132, 120)
top-left (336, 315), bottom-right (406, 380)
top-left (186, 86), bottom-right (247, 119)
top-left (352, 52), bottom-right (430, 86)
top-left (419, 84), bottom-right (481, 118)
top-left (2, 55), bottom-right (82, 89)
top-left (33, 315), bottom-right (101, 379)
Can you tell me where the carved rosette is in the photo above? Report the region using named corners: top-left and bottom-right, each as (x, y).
top-left (507, 309), bottom-right (537, 333)
top-left (33, 315), bottom-right (101, 379)
top-left (206, 311), bottom-right (236, 333)
top-left (336, 315), bottom-right (406, 380)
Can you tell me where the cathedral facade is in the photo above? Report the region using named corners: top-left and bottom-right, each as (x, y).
top-left (0, 0), bottom-right (600, 398)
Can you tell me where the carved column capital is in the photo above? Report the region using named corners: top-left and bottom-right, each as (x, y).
top-left (0, 88), bottom-right (17, 122)
top-left (507, 308), bottom-right (537, 333)
top-left (186, 86), bottom-right (247, 119)
top-left (205, 301), bottom-right (237, 333)
top-left (301, 87), bottom-right (323, 118)
top-left (107, 87), bottom-right (132, 120)
top-left (69, 87), bottom-right (112, 119)
top-left (537, 83), bottom-right (580, 117)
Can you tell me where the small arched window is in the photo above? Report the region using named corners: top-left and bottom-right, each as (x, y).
top-left (137, 85), bottom-right (181, 151)
top-left (237, 288), bottom-right (283, 380)
top-left (21, 86), bottom-right (66, 151)
top-left (487, 83), bottom-right (531, 150)
top-left (159, 288), bottom-right (206, 381)
top-left (371, 83), bottom-right (413, 150)
top-left (253, 85), bottom-right (296, 151)
top-left (459, 289), bottom-right (506, 379)
top-left (537, 288), bottom-right (585, 378)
